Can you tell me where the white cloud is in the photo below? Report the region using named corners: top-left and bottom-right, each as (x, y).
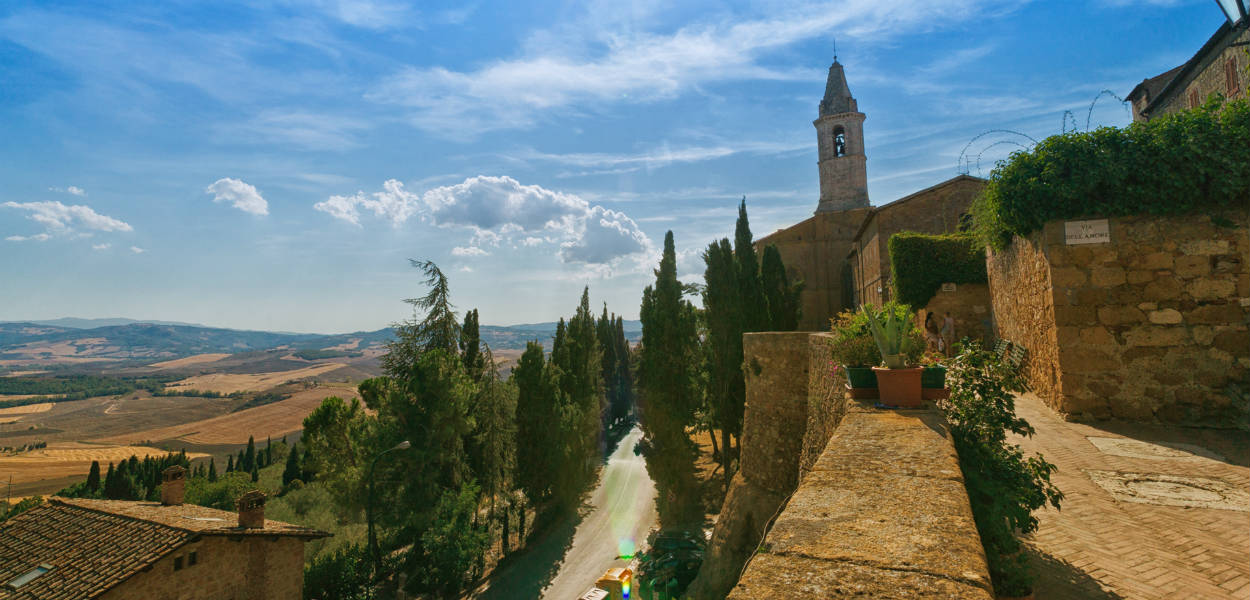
top-left (130, 246), bottom-right (145, 254)
top-left (451, 245), bottom-right (490, 257)
top-left (2, 201), bottom-right (132, 239)
top-left (205, 178), bottom-right (269, 216)
top-left (6, 233), bottom-right (51, 242)
top-left (367, 0), bottom-right (1011, 136)
top-left (92, 243), bottom-right (111, 250)
top-left (49, 185), bottom-right (87, 196)
top-left (316, 175), bottom-right (652, 265)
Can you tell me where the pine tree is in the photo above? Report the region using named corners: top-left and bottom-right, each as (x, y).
top-left (208, 457), bottom-right (218, 482)
top-left (385, 259), bottom-right (461, 375)
top-left (639, 231), bottom-right (703, 526)
top-left (86, 460), bottom-right (101, 493)
top-left (282, 441), bottom-right (301, 486)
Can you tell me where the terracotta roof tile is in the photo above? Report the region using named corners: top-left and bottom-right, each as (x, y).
top-left (0, 498), bottom-right (328, 600)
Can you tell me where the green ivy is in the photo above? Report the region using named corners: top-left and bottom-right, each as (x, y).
top-left (888, 232), bottom-right (988, 309)
top-left (973, 98), bottom-right (1250, 249)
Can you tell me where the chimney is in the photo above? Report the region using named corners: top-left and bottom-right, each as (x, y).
top-left (237, 490), bottom-right (267, 529)
top-left (160, 465), bottom-right (187, 506)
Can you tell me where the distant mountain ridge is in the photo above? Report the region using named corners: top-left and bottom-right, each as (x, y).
top-left (0, 318), bottom-right (640, 367)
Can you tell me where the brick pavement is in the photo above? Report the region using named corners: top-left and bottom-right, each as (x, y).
top-left (1011, 393), bottom-right (1250, 600)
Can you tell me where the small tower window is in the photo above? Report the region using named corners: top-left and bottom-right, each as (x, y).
top-left (833, 126), bottom-right (847, 157)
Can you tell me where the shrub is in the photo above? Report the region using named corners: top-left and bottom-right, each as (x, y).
top-left (940, 342), bottom-right (1062, 596)
top-left (973, 99), bottom-right (1250, 249)
top-left (888, 232), bottom-right (988, 309)
top-left (828, 310), bottom-right (881, 367)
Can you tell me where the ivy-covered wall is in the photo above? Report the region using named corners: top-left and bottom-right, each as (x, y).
top-left (888, 232), bottom-right (988, 310)
top-left (972, 100), bottom-right (1250, 250)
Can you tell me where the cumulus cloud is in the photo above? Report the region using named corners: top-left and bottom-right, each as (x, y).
top-left (205, 178), bottom-right (269, 216)
top-left (3, 201), bottom-right (132, 241)
top-left (316, 175), bottom-right (651, 265)
top-left (130, 246), bottom-right (145, 254)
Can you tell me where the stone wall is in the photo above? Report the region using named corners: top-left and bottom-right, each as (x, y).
top-left (757, 209), bottom-right (871, 330)
top-left (102, 536), bottom-right (306, 600)
top-left (729, 406), bottom-right (993, 599)
top-left (988, 211), bottom-right (1249, 424)
top-left (1149, 26), bottom-right (1248, 120)
top-left (922, 283), bottom-right (993, 347)
top-left (690, 331), bottom-right (990, 599)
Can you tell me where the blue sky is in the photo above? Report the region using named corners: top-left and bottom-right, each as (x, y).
top-left (0, 0), bottom-right (1228, 333)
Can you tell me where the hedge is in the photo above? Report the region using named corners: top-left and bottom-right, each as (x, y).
top-left (972, 98), bottom-right (1250, 249)
top-left (888, 232), bottom-right (988, 309)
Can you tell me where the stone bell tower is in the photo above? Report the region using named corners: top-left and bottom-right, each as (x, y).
top-left (814, 60), bottom-right (869, 213)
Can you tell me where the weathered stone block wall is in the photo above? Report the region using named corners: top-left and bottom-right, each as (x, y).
top-left (986, 229), bottom-right (1063, 406)
top-left (922, 283), bottom-right (993, 346)
top-left (757, 209), bottom-right (871, 330)
top-left (989, 211), bottom-right (1249, 424)
top-left (800, 332), bottom-right (848, 475)
top-left (102, 536), bottom-right (306, 600)
top-left (729, 405), bottom-right (993, 599)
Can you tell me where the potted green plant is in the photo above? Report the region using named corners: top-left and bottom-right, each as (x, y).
top-left (862, 302), bottom-right (925, 407)
top-left (829, 310), bottom-right (881, 398)
top-left (921, 352), bottom-right (949, 400)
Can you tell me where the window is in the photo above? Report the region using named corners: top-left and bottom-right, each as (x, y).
top-left (173, 556), bottom-right (184, 571)
top-left (189, 551), bottom-right (198, 566)
top-left (1188, 89), bottom-right (1201, 109)
top-left (1228, 58), bottom-right (1241, 97)
top-left (833, 126), bottom-right (847, 157)
top-left (6, 565), bottom-right (52, 590)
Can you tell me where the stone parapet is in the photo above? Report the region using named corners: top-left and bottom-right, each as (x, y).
top-left (729, 405), bottom-right (993, 599)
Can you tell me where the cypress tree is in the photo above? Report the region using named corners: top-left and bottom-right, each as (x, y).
top-left (264, 436), bottom-right (272, 467)
top-left (733, 199), bottom-right (767, 332)
top-left (86, 460), bottom-right (101, 493)
top-left (514, 341), bottom-right (555, 507)
top-left (761, 244), bottom-right (802, 331)
top-left (702, 237), bottom-right (744, 479)
top-left (226, 454), bottom-right (234, 473)
top-left (208, 457), bottom-right (218, 482)
top-left (460, 308), bottom-right (483, 378)
top-left (250, 463), bottom-right (259, 483)
top-left (282, 441), bottom-right (301, 486)
top-left (243, 436), bottom-right (255, 472)
top-left (639, 231), bottom-right (702, 526)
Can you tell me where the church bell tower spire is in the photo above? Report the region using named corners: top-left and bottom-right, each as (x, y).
top-left (814, 59), bottom-right (869, 213)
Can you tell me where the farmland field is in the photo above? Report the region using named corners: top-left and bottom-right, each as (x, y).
top-left (164, 362), bottom-right (349, 393)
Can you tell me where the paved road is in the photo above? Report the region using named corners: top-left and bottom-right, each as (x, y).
top-left (471, 425), bottom-right (657, 600)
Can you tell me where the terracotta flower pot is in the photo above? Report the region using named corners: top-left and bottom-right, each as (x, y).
top-left (872, 367), bottom-right (923, 408)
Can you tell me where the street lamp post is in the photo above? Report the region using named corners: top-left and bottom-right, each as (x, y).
top-left (367, 440), bottom-right (411, 579)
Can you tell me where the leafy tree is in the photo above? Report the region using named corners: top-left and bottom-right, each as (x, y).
top-left (301, 395), bottom-right (375, 509)
top-left (304, 543), bottom-right (375, 600)
top-left (86, 460), bottom-right (101, 493)
top-left (639, 231), bottom-right (703, 526)
top-left (412, 483), bottom-right (490, 599)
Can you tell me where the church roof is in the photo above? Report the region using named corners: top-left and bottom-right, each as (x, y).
top-left (818, 60), bottom-right (856, 116)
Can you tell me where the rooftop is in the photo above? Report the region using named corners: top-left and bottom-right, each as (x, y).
top-left (0, 497), bottom-right (327, 600)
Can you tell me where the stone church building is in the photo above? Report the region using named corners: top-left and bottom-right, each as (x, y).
top-left (758, 60), bottom-right (985, 330)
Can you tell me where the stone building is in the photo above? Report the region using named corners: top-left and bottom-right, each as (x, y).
top-left (1127, 19), bottom-right (1249, 121)
top-left (758, 59), bottom-right (985, 329)
top-left (0, 467), bottom-right (328, 600)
